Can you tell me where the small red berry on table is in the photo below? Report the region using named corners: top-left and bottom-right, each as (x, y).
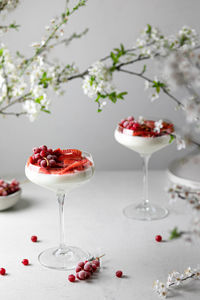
top-left (31, 235), bottom-right (38, 242)
top-left (155, 235), bottom-right (162, 242)
top-left (68, 274), bottom-right (75, 282)
top-left (0, 268), bottom-right (6, 275)
top-left (22, 259), bottom-right (29, 266)
top-left (116, 270), bottom-right (123, 278)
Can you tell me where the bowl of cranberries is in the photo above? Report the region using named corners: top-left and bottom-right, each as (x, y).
top-left (0, 179), bottom-right (21, 211)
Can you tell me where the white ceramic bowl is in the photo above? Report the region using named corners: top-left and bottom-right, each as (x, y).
top-left (0, 189), bottom-right (21, 211)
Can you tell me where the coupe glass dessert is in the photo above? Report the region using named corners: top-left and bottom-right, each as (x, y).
top-left (114, 116), bottom-right (174, 221)
top-left (25, 146), bottom-right (94, 270)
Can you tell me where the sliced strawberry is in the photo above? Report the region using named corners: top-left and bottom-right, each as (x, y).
top-left (61, 149), bottom-right (82, 157)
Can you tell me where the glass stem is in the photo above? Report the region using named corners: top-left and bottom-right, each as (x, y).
top-left (57, 192), bottom-right (66, 250)
top-left (141, 154), bottom-right (151, 207)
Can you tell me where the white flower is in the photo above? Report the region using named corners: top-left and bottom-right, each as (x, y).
top-left (22, 100), bottom-right (41, 122)
top-left (144, 80), bottom-right (150, 90)
top-left (154, 120), bottom-right (163, 133)
top-left (153, 280), bottom-right (168, 298)
top-left (151, 92), bottom-right (159, 102)
top-left (138, 116), bottom-right (145, 124)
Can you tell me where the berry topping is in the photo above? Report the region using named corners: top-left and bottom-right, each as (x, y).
top-left (28, 147), bottom-right (92, 175)
top-left (155, 235), bottom-right (162, 242)
top-left (22, 259), bottom-right (29, 266)
top-left (31, 235), bottom-right (38, 242)
top-left (40, 160), bottom-right (47, 168)
top-left (68, 274), bottom-right (76, 282)
top-left (116, 270), bottom-right (123, 278)
top-left (0, 179), bottom-right (20, 197)
top-left (0, 268), bottom-right (6, 275)
top-left (118, 116), bottom-right (174, 137)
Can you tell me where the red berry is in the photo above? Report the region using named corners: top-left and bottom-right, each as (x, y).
top-left (84, 271), bottom-right (91, 279)
top-left (0, 268), bottom-right (6, 275)
top-left (31, 235), bottom-right (37, 242)
top-left (38, 159), bottom-right (42, 165)
top-left (47, 148), bottom-right (53, 154)
top-left (78, 262), bottom-right (85, 269)
top-left (123, 121), bottom-right (129, 128)
top-left (75, 266), bottom-right (82, 273)
top-left (84, 262), bottom-right (92, 272)
top-left (68, 274), bottom-right (75, 282)
top-left (33, 147), bottom-right (40, 154)
top-left (78, 270), bottom-right (86, 280)
top-left (132, 122), bottom-right (140, 130)
top-left (34, 153), bottom-right (41, 160)
top-left (49, 159), bottom-right (56, 167)
top-left (155, 235), bottom-right (162, 242)
top-left (91, 263), bottom-right (97, 272)
top-left (93, 259), bottom-right (100, 267)
top-left (40, 150), bottom-right (47, 157)
top-left (127, 116), bottom-right (134, 121)
top-left (22, 259), bottom-right (29, 265)
top-left (40, 145), bottom-right (47, 151)
top-left (40, 160), bottom-right (47, 168)
top-left (116, 270), bottom-right (123, 278)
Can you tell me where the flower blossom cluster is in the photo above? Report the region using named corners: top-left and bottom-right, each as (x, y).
top-left (153, 266), bottom-right (200, 298)
top-left (0, 0), bottom-right (19, 13)
top-left (0, 44), bottom-right (26, 103)
top-left (168, 184), bottom-right (200, 210)
top-left (82, 61), bottom-right (115, 98)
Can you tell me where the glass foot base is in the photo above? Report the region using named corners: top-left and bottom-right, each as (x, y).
top-left (123, 203), bottom-right (168, 221)
top-left (38, 246), bottom-right (89, 270)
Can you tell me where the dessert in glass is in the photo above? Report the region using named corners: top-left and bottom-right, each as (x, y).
top-left (114, 116), bottom-right (174, 221)
top-left (25, 146), bottom-right (94, 270)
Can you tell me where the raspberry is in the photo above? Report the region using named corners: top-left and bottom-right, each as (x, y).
top-left (155, 235), bottom-right (162, 242)
top-left (0, 268), bottom-right (6, 275)
top-left (116, 270), bottom-right (123, 278)
top-left (68, 274), bottom-right (75, 282)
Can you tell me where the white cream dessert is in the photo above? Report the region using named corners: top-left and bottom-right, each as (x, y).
top-left (25, 146), bottom-right (94, 192)
top-left (115, 117), bottom-right (174, 155)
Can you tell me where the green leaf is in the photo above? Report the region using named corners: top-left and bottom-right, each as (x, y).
top-left (169, 134), bottom-right (175, 144)
top-left (146, 24), bottom-right (152, 36)
top-left (41, 106), bottom-right (51, 114)
top-left (117, 91), bottom-right (128, 99)
top-left (169, 227), bottom-right (182, 240)
top-left (35, 95), bottom-right (44, 104)
top-left (0, 48), bottom-right (3, 57)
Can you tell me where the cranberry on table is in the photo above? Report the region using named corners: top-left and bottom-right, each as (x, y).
top-left (68, 274), bottom-right (75, 282)
top-left (116, 270), bottom-right (123, 278)
top-left (75, 266), bottom-right (82, 273)
top-left (22, 259), bottom-right (29, 265)
top-left (0, 268), bottom-right (6, 275)
top-left (93, 259), bottom-right (100, 267)
top-left (77, 262), bottom-right (85, 269)
top-left (31, 235), bottom-right (38, 242)
top-left (155, 235), bottom-right (162, 242)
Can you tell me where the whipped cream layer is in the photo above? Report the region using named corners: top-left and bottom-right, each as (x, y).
top-left (114, 129), bottom-right (171, 155)
top-left (25, 164), bottom-right (94, 193)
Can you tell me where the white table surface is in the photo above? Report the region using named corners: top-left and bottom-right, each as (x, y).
top-left (0, 171), bottom-right (199, 300)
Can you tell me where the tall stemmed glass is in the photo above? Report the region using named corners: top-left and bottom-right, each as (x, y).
top-left (25, 151), bottom-right (94, 270)
top-left (114, 119), bottom-right (174, 221)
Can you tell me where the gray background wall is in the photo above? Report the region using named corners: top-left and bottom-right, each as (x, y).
top-left (0, 0), bottom-right (198, 174)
